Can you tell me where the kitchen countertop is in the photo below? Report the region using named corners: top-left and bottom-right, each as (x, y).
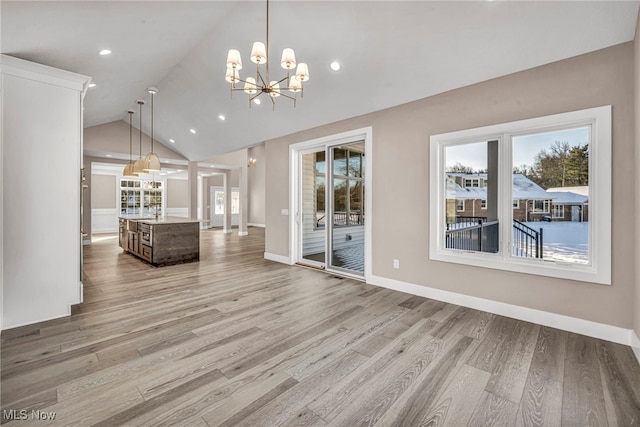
top-left (119, 216), bottom-right (201, 225)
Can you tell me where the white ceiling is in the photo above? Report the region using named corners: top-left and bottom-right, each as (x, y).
top-left (3, 1), bottom-right (638, 161)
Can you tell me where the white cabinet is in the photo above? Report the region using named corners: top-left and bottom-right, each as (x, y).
top-left (1, 55), bottom-right (90, 329)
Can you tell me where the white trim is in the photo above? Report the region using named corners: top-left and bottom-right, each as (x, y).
top-left (289, 126), bottom-right (373, 280)
top-left (238, 231), bottom-right (248, 236)
top-left (264, 252), bottom-right (293, 265)
top-left (430, 106), bottom-right (611, 285)
top-left (1, 54), bottom-right (90, 93)
top-left (248, 223), bottom-right (266, 228)
top-left (4, 310), bottom-right (71, 331)
top-left (632, 330), bottom-right (640, 367)
top-left (223, 229), bottom-right (233, 234)
top-left (369, 274), bottom-right (632, 346)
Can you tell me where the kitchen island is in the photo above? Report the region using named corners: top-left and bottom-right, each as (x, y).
top-left (119, 216), bottom-right (200, 266)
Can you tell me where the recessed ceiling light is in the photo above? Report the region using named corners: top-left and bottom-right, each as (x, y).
top-left (88, 83), bottom-right (97, 88)
top-left (218, 115), bottom-right (226, 121)
top-left (105, 154), bottom-right (112, 157)
top-left (190, 129), bottom-right (197, 134)
top-left (99, 49), bottom-right (112, 56)
top-left (169, 139), bottom-right (175, 143)
top-left (330, 61), bottom-right (341, 71)
top-left (254, 98), bottom-right (261, 105)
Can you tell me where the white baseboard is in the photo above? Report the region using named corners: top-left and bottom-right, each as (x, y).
top-left (368, 274), bottom-right (633, 347)
top-left (223, 229), bottom-right (233, 234)
top-left (264, 252), bottom-right (293, 265)
top-left (632, 330), bottom-right (640, 366)
top-left (248, 223), bottom-right (266, 228)
top-left (238, 231), bottom-right (248, 236)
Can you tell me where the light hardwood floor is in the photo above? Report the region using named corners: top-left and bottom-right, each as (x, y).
top-left (2, 227), bottom-right (640, 426)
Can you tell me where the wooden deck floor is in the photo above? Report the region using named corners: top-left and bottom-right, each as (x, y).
top-left (1, 227), bottom-right (639, 426)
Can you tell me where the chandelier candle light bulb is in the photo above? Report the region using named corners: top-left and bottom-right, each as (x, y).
top-left (224, 0), bottom-right (309, 109)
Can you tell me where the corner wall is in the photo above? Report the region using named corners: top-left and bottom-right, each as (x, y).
top-left (265, 42), bottom-right (635, 332)
top-left (633, 11), bottom-right (640, 359)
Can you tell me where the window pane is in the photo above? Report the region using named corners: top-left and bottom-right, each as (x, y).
top-left (231, 191), bottom-right (239, 215)
top-left (333, 148), bottom-right (347, 176)
top-left (512, 126), bottom-right (589, 264)
top-left (348, 151), bottom-right (361, 177)
top-left (215, 191), bottom-right (224, 214)
top-left (315, 151), bottom-right (325, 175)
top-left (444, 141), bottom-right (498, 253)
top-left (349, 180), bottom-right (362, 225)
top-left (333, 178), bottom-right (347, 226)
top-left (316, 176), bottom-right (325, 228)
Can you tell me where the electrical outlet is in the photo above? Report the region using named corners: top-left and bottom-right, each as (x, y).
top-left (393, 259), bottom-right (400, 269)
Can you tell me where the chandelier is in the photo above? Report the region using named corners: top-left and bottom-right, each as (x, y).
top-left (225, 0), bottom-right (310, 110)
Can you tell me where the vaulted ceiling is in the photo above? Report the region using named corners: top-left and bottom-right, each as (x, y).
top-left (2, 1), bottom-right (638, 161)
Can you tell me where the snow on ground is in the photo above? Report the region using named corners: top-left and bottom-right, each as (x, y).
top-left (519, 221), bottom-right (588, 264)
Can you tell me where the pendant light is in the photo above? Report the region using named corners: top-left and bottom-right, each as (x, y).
top-left (122, 109), bottom-right (137, 177)
top-left (132, 99), bottom-right (146, 175)
top-left (143, 86), bottom-right (161, 172)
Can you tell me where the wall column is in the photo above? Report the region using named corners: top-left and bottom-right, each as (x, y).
top-left (239, 162), bottom-right (249, 236)
top-left (223, 171), bottom-right (232, 233)
top-left (187, 161), bottom-right (198, 219)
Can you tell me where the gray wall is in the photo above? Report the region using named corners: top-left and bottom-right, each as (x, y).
top-left (166, 179), bottom-right (188, 208)
top-left (265, 42), bottom-right (635, 330)
top-left (91, 175), bottom-right (116, 209)
top-left (248, 144), bottom-right (266, 225)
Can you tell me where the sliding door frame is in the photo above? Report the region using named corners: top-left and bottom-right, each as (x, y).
top-left (289, 127), bottom-right (373, 281)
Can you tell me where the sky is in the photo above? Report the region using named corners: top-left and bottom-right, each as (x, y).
top-left (445, 126), bottom-right (589, 172)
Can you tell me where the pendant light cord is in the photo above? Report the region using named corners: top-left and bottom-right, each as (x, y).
top-left (150, 92), bottom-right (154, 153)
top-left (129, 111), bottom-right (133, 164)
top-left (139, 102), bottom-right (143, 159)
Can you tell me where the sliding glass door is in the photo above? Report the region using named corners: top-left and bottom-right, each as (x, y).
top-left (298, 142), bottom-right (365, 276)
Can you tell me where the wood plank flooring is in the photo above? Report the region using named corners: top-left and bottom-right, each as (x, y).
top-left (2, 227), bottom-right (640, 426)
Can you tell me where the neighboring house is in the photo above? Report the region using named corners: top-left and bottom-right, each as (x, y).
top-left (446, 173), bottom-right (553, 222)
top-left (546, 190), bottom-right (589, 222)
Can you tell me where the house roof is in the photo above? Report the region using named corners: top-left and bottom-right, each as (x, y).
top-left (446, 173), bottom-right (550, 200)
top-left (546, 191), bottom-right (589, 205)
top-left (546, 186), bottom-right (589, 197)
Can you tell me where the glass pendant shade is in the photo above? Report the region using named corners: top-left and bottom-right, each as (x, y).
top-left (133, 158), bottom-right (147, 175)
top-left (289, 77), bottom-right (302, 93)
top-left (295, 63), bottom-right (309, 82)
top-left (225, 68), bottom-right (239, 83)
top-left (269, 81), bottom-right (281, 97)
top-left (226, 49), bottom-right (242, 70)
top-left (244, 77), bottom-right (258, 94)
top-left (280, 48), bottom-right (296, 69)
top-left (250, 42), bottom-right (267, 64)
top-left (123, 162), bottom-right (136, 177)
top-left (144, 152), bottom-right (161, 172)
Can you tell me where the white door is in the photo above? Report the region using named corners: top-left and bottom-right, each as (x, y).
top-left (571, 205), bottom-right (580, 221)
top-left (210, 187), bottom-right (239, 227)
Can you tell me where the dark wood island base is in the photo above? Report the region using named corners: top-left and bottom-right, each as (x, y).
top-left (119, 217), bottom-right (200, 266)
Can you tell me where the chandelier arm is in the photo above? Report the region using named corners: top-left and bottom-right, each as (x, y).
top-left (272, 75), bottom-right (290, 86)
top-left (256, 65), bottom-right (268, 88)
top-left (277, 92), bottom-right (297, 101)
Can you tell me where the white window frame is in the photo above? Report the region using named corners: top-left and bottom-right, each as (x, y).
top-left (429, 106), bottom-right (611, 285)
top-left (456, 199), bottom-right (465, 212)
top-left (552, 204), bottom-right (565, 219)
top-left (512, 199), bottom-right (520, 209)
top-left (531, 200), bottom-right (550, 213)
top-left (480, 199), bottom-right (487, 210)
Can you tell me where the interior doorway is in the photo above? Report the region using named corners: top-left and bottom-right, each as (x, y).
top-left (210, 186), bottom-right (239, 227)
